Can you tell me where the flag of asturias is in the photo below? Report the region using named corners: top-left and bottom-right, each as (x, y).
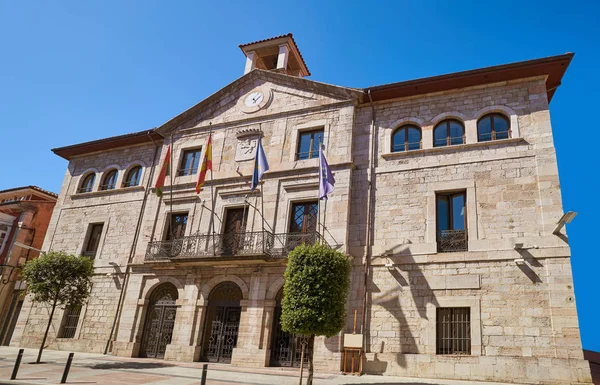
top-left (250, 137), bottom-right (269, 191)
top-left (319, 145), bottom-right (335, 200)
top-left (154, 146), bottom-right (171, 197)
top-left (195, 134), bottom-right (213, 193)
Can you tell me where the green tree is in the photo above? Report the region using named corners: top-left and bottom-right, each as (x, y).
top-left (21, 251), bottom-right (94, 363)
top-left (280, 243), bottom-right (351, 385)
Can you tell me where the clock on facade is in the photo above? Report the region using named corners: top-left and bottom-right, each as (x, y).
top-left (240, 87), bottom-right (272, 113)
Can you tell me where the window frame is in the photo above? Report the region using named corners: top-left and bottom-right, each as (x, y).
top-left (58, 305), bottom-right (82, 339)
top-left (0, 224), bottom-right (10, 256)
top-left (123, 165), bottom-right (143, 187)
top-left (391, 125), bottom-right (422, 152)
top-left (436, 191), bottom-right (468, 252)
top-left (178, 148), bottom-right (202, 176)
top-left (433, 119), bottom-right (465, 147)
top-left (164, 212), bottom-right (189, 241)
top-left (436, 307), bottom-right (471, 355)
top-left (82, 223), bottom-right (104, 258)
top-left (296, 129), bottom-right (324, 160)
top-left (78, 173), bottom-right (96, 193)
top-left (99, 169), bottom-right (118, 191)
top-left (477, 113), bottom-right (511, 142)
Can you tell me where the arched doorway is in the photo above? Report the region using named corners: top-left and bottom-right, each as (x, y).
top-left (140, 283), bottom-right (178, 359)
top-left (202, 281), bottom-right (243, 363)
top-left (270, 289), bottom-right (312, 367)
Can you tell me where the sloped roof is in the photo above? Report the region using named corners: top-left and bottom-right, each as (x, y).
top-left (239, 33), bottom-right (311, 77)
top-left (0, 186), bottom-right (58, 199)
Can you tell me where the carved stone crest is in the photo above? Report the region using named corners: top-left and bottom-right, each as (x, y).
top-left (235, 128), bottom-right (262, 162)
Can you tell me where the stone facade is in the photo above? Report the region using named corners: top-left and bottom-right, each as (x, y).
top-left (11, 46), bottom-right (591, 384)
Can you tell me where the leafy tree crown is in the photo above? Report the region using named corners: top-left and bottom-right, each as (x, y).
top-left (21, 251), bottom-right (94, 308)
top-left (280, 243), bottom-right (351, 337)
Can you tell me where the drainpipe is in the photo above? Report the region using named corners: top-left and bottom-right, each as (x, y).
top-left (361, 90), bottom-right (376, 352)
top-left (104, 130), bottom-right (162, 354)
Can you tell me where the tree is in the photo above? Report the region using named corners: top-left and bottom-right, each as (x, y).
top-left (21, 251), bottom-right (94, 363)
top-left (280, 243), bottom-right (351, 385)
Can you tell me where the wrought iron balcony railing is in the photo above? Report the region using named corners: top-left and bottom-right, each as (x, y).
top-left (437, 229), bottom-right (468, 252)
top-left (144, 231), bottom-right (326, 261)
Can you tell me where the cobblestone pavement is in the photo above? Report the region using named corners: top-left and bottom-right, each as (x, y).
top-left (0, 347), bottom-right (515, 385)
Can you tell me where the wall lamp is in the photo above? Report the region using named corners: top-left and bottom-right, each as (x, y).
top-left (552, 211), bottom-right (577, 235)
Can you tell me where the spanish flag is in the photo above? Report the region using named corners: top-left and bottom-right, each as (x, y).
top-left (154, 146), bottom-right (171, 197)
top-left (196, 134), bottom-right (212, 193)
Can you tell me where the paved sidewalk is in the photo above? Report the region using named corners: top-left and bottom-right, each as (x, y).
top-left (0, 347), bottom-right (514, 385)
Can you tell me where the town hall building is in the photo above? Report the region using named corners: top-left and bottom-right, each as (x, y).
top-left (11, 34), bottom-right (592, 384)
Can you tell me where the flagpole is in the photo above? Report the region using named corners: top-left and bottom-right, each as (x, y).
top-left (169, 134), bottom-right (174, 242)
top-left (209, 124), bottom-right (216, 256)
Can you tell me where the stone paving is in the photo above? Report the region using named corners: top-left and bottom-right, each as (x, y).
top-left (0, 347), bottom-right (517, 385)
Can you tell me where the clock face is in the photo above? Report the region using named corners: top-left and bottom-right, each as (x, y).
top-left (244, 91), bottom-right (264, 107)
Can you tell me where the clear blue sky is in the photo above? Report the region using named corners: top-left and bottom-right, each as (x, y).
top-left (1, 1), bottom-right (598, 351)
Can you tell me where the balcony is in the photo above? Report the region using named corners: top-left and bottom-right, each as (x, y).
top-left (145, 231), bottom-right (327, 262)
top-left (437, 229), bottom-right (468, 252)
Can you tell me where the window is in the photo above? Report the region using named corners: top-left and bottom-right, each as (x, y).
top-left (392, 125), bottom-right (421, 152)
top-left (164, 213), bottom-right (188, 241)
top-left (78, 173), bottom-right (95, 193)
top-left (59, 306), bottom-right (82, 338)
top-left (178, 149), bottom-right (202, 176)
top-left (123, 166), bottom-right (142, 187)
top-left (99, 170), bottom-right (118, 190)
top-left (434, 120), bottom-right (464, 147)
top-left (477, 113), bottom-right (510, 142)
top-left (436, 307), bottom-right (471, 355)
top-left (288, 201), bottom-right (319, 249)
top-left (436, 191), bottom-right (467, 252)
top-left (82, 223), bottom-right (103, 258)
top-left (0, 224), bottom-right (9, 255)
top-left (296, 129), bottom-right (324, 160)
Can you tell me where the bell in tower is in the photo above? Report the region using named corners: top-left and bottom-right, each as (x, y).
top-left (240, 33), bottom-right (310, 77)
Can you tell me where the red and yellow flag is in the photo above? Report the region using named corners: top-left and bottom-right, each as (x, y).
top-left (154, 146), bottom-right (171, 197)
top-left (195, 135), bottom-right (212, 193)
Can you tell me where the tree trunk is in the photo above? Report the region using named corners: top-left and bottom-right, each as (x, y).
top-left (306, 334), bottom-right (315, 385)
top-left (298, 339), bottom-right (305, 385)
top-left (36, 298), bottom-right (58, 364)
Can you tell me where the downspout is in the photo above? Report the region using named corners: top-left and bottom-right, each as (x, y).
top-left (361, 90), bottom-right (376, 352)
top-left (104, 130), bottom-right (162, 354)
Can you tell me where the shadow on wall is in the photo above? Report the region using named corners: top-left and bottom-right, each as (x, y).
top-left (368, 243), bottom-right (439, 369)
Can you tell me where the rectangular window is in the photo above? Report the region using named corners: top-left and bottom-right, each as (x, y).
top-left (436, 191), bottom-right (467, 252)
top-left (164, 213), bottom-right (188, 241)
top-left (296, 129), bottom-right (324, 160)
top-left (178, 148), bottom-right (202, 176)
top-left (59, 306), bottom-right (82, 339)
top-left (82, 223), bottom-right (103, 258)
top-left (436, 307), bottom-right (471, 355)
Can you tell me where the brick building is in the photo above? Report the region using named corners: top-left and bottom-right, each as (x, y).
top-left (0, 186), bottom-right (57, 346)
top-left (11, 35), bottom-right (592, 384)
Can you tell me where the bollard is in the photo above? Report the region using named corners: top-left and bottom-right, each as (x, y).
top-left (200, 363), bottom-right (208, 385)
top-left (10, 349), bottom-right (24, 380)
top-left (60, 353), bottom-right (74, 384)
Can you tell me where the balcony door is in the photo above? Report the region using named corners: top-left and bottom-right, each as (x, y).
top-left (165, 213), bottom-right (188, 241)
top-left (436, 192), bottom-right (467, 252)
top-left (288, 201), bottom-right (319, 249)
top-left (222, 208), bottom-right (247, 255)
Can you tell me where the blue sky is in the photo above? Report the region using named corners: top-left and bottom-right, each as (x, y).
top-left (1, 1), bottom-right (598, 350)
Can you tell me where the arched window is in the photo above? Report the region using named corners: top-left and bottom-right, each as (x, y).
top-left (78, 173), bottom-right (96, 193)
top-left (434, 119), bottom-right (465, 147)
top-left (392, 125), bottom-right (421, 152)
top-left (123, 166), bottom-right (142, 187)
top-left (477, 113), bottom-right (510, 142)
top-left (100, 170), bottom-right (118, 191)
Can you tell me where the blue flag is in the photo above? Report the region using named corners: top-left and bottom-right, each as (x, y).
top-left (319, 146), bottom-right (335, 200)
top-left (251, 137), bottom-right (269, 191)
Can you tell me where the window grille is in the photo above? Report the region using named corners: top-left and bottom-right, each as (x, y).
top-left (60, 306), bottom-right (82, 339)
top-left (436, 307), bottom-right (471, 355)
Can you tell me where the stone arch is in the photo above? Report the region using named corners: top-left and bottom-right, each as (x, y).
top-left (473, 105), bottom-right (520, 138)
top-left (142, 276), bottom-right (185, 301)
top-left (199, 275), bottom-right (249, 302)
top-left (77, 168), bottom-right (99, 193)
top-left (266, 277), bottom-right (285, 300)
top-left (122, 161), bottom-right (147, 187)
top-left (386, 117), bottom-right (425, 130)
top-left (429, 111), bottom-right (469, 127)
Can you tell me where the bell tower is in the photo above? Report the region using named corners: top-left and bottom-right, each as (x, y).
top-left (240, 33), bottom-right (310, 77)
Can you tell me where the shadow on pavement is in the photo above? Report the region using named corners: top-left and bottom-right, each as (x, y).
top-left (81, 361), bottom-right (177, 370)
top-left (342, 383), bottom-right (440, 385)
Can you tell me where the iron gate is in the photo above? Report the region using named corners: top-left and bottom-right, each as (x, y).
top-left (141, 284), bottom-right (178, 359)
top-left (270, 292), bottom-right (312, 367)
top-left (203, 282), bottom-right (243, 364)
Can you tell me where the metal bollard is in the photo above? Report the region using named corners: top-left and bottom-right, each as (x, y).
top-left (200, 363), bottom-right (208, 385)
top-left (60, 353), bottom-right (74, 384)
top-left (10, 349), bottom-right (24, 380)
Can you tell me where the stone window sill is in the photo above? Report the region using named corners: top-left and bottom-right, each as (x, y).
top-left (71, 185), bottom-right (144, 199)
top-left (381, 137), bottom-right (527, 160)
